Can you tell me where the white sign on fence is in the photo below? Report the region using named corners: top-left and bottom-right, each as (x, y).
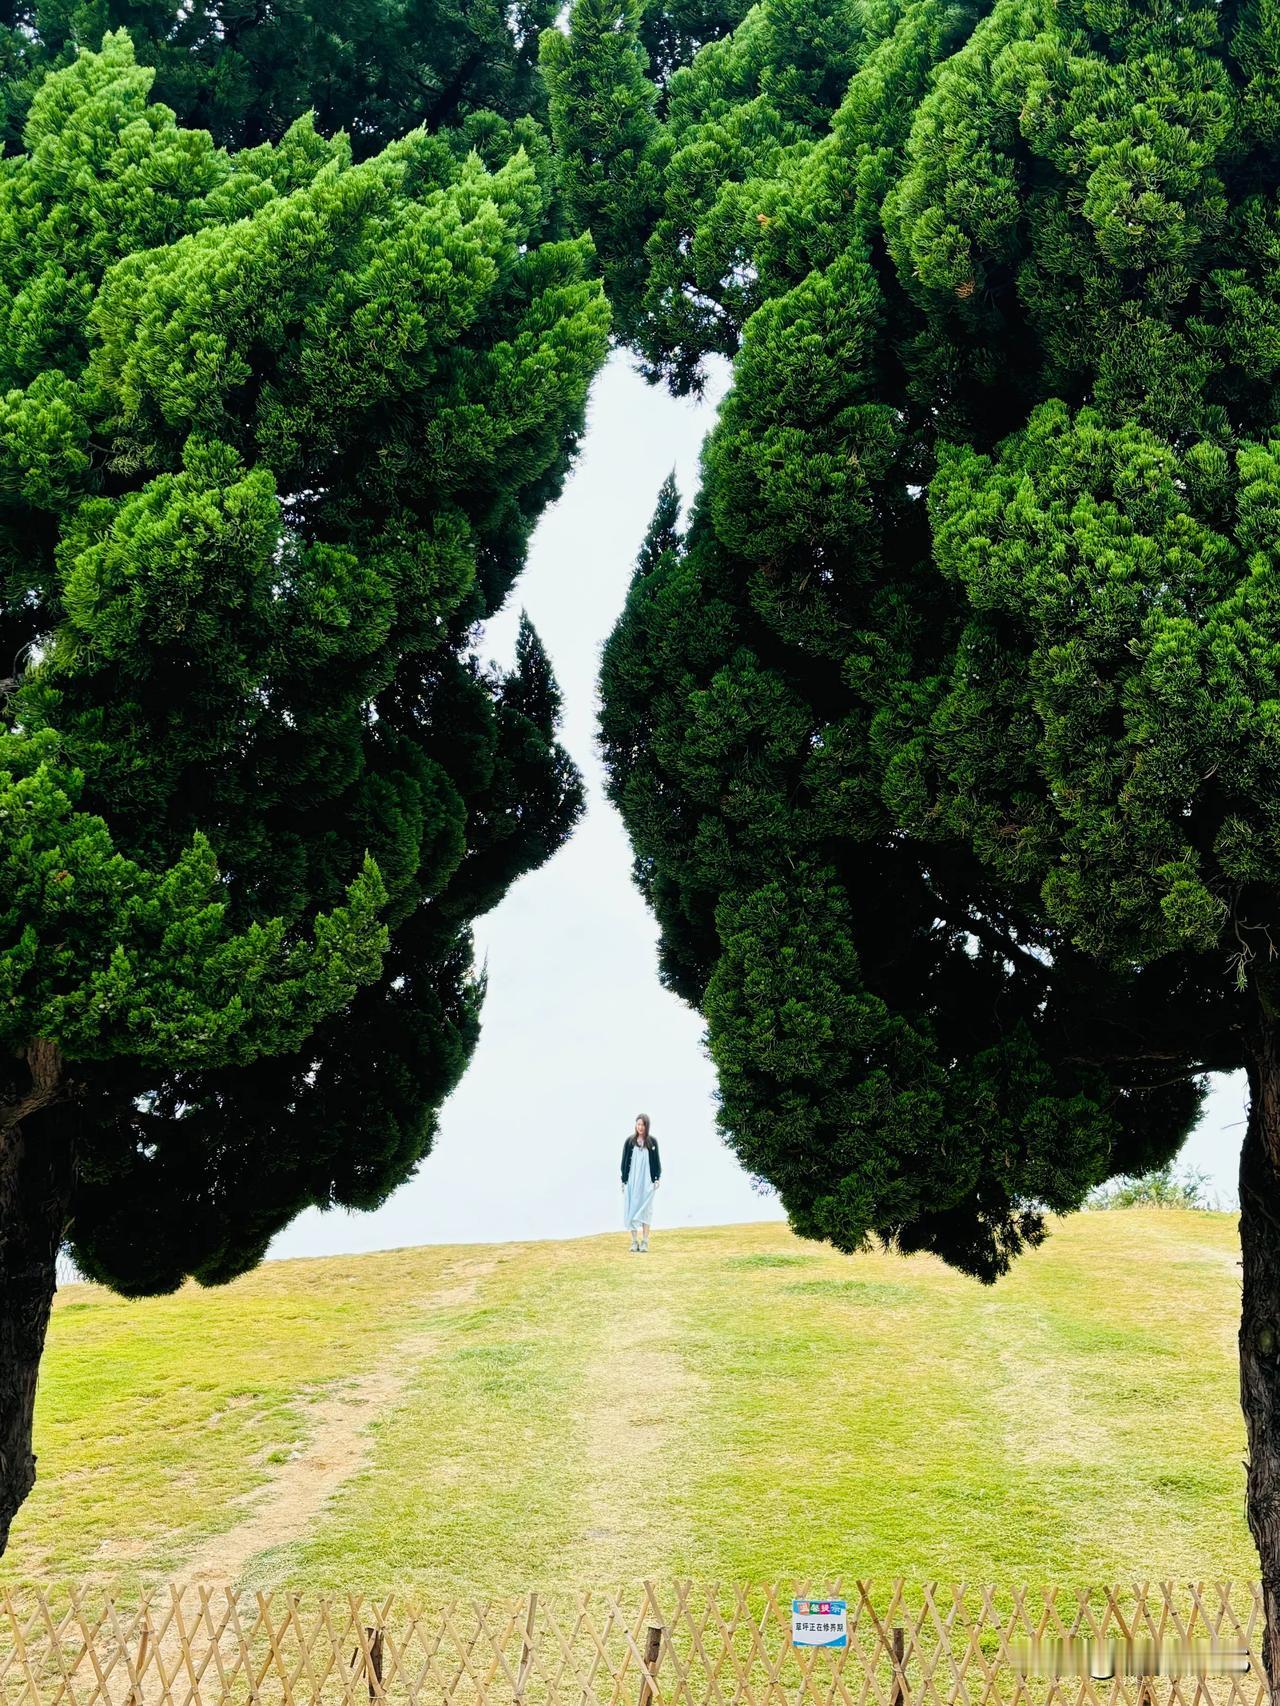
top-left (791, 1599), bottom-right (848, 1649)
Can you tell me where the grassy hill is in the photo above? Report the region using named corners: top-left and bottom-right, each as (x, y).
top-left (2, 1212), bottom-right (1253, 1591)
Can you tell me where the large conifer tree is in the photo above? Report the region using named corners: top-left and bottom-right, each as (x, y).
top-left (591, 0), bottom-right (1280, 1668)
top-left (0, 33), bottom-right (608, 1551)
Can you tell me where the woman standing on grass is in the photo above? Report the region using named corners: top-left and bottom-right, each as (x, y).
top-left (621, 1115), bottom-right (661, 1252)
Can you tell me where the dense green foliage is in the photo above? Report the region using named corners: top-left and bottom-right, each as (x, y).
top-left (542, 0), bottom-right (861, 388)
top-left (594, 0), bottom-right (1280, 1277)
top-left (1, 34), bottom-right (608, 1291)
top-left (635, 0), bottom-right (755, 99)
top-left (0, 0), bottom-right (748, 164)
top-left (0, 0), bottom-right (557, 156)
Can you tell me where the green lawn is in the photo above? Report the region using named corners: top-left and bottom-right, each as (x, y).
top-left (2, 1211), bottom-right (1253, 1591)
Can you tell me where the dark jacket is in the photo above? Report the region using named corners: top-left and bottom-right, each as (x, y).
top-left (621, 1135), bottom-right (661, 1184)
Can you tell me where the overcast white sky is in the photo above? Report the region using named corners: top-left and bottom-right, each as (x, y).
top-left (268, 353), bottom-right (1246, 1261)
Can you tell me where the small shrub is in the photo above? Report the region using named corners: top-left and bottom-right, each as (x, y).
top-left (1086, 1163), bottom-right (1216, 1211)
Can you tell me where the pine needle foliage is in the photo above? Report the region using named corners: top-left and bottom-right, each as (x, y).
top-left (0, 0), bottom-right (555, 154)
top-left (542, 0), bottom-right (866, 390)
top-left (1, 33), bottom-right (608, 1294)
top-left (593, 0), bottom-right (1280, 1279)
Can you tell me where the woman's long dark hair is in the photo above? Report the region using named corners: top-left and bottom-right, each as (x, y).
top-left (633, 1113), bottom-right (651, 1143)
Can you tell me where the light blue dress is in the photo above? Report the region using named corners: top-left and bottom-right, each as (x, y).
top-left (623, 1144), bottom-right (656, 1232)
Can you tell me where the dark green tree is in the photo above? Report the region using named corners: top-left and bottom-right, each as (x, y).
top-left (0, 0), bottom-right (560, 156)
top-left (0, 33), bottom-right (608, 1551)
top-left (0, 0), bottom-right (748, 163)
top-left (541, 0), bottom-right (864, 389)
top-left (598, 0), bottom-right (1280, 1666)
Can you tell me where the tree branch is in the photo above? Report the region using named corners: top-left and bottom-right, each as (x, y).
top-left (0, 1040), bottom-right (66, 1138)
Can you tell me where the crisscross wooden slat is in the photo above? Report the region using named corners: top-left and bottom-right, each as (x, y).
top-left (0, 1582), bottom-right (1273, 1706)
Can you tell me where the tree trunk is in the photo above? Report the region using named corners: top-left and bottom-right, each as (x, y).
top-left (0, 1105), bottom-right (75, 1556)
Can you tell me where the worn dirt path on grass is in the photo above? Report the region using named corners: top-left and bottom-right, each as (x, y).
top-left (177, 1253), bottom-right (509, 1587)
top-left (548, 1250), bottom-right (706, 1583)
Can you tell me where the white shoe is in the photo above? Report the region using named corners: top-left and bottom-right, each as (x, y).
top-left (639, 1240), bottom-right (649, 1252)
top-left (629, 1238), bottom-right (639, 1252)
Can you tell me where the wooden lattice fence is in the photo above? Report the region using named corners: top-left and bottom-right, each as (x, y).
top-left (0, 1581), bottom-right (1268, 1706)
